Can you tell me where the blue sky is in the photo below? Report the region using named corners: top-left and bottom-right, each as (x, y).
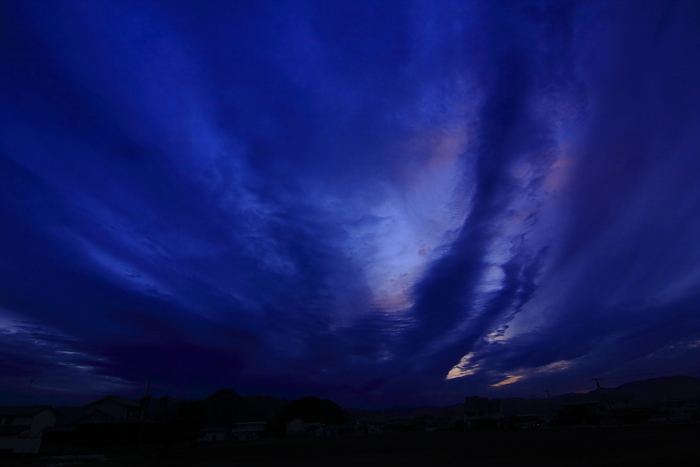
top-left (2, 0), bottom-right (700, 408)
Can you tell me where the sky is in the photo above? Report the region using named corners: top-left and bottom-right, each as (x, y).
top-left (2, 0), bottom-right (700, 408)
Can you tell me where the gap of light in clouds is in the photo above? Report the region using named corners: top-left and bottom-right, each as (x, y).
top-left (2, 0), bottom-right (700, 407)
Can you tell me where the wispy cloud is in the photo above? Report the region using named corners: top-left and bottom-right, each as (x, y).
top-left (1, 0), bottom-right (700, 406)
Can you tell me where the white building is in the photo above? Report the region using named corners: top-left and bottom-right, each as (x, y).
top-left (0, 406), bottom-right (60, 454)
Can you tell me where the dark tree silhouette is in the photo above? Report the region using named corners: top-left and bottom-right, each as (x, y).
top-left (278, 396), bottom-right (351, 425)
top-left (159, 395), bottom-right (171, 409)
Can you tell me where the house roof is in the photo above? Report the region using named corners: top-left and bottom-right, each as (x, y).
top-left (0, 425), bottom-right (31, 435)
top-left (64, 410), bottom-right (122, 426)
top-left (85, 395), bottom-right (142, 408)
top-left (54, 406), bottom-right (88, 426)
top-left (0, 405), bottom-right (60, 417)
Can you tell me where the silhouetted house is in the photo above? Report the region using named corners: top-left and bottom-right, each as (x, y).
top-left (51, 395), bottom-right (148, 428)
top-left (651, 398), bottom-right (696, 422)
top-left (682, 396), bottom-right (699, 412)
top-left (604, 393), bottom-right (637, 410)
top-left (558, 397), bottom-right (604, 424)
top-left (82, 396), bottom-right (145, 422)
top-left (366, 422), bottom-right (384, 434)
top-left (42, 395), bottom-right (195, 454)
top-left (231, 421), bottom-right (266, 440)
top-left (308, 423), bottom-right (325, 436)
top-left (59, 410), bottom-right (121, 426)
top-left (42, 396), bottom-right (147, 453)
top-left (323, 423), bottom-right (355, 436)
top-left (679, 397), bottom-right (700, 421)
top-left (351, 416), bottom-right (385, 434)
top-left (414, 414), bottom-right (436, 430)
top-left (286, 419), bottom-right (324, 436)
top-left (286, 418), bottom-right (306, 436)
top-left (513, 414), bottom-right (541, 428)
top-left (558, 393), bottom-right (643, 424)
top-left (336, 421), bottom-right (362, 435)
top-left (385, 417), bottom-right (414, 431)
top-left (659, 399), bottom-right (688, 415)
top-left (0, 406), bottom-right (60, 454)
top-left (463, 397), bottom-right (504, 429)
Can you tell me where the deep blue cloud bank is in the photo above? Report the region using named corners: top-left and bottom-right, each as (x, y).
top-left (2, 0), bottom-right (700, 407)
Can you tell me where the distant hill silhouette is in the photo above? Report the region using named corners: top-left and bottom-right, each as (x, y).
top-left (595, 375), bottom-right (700, 401)
top-left (137, 375), bottom-right (700, 429)
top-left (342, 375), bottom-right (700, 420)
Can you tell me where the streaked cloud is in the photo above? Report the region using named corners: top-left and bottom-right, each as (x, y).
top-left (1, 0), bottom-right (700, 406)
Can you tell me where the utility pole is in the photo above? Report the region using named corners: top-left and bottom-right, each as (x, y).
top-left (544, 390), bottom-right (558, 421)
top-left (138, 378), bottom-right (151, 449)
top-left (593, 378), bottom-right (615, 418)
top-left (21, 380), bottom-right (34, 406)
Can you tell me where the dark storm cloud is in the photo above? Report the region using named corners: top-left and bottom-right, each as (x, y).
top-left (2, 0), bottom-right (700, 406)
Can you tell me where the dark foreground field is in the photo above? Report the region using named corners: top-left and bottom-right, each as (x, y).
top-left (12, 423), bottom-right (700, 467)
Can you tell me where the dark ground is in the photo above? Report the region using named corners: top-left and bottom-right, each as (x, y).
top-left (9, 423), bottom-right (700, 467)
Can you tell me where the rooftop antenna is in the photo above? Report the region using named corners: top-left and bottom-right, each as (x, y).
top-left (22, 380), bottom-right (34, 406)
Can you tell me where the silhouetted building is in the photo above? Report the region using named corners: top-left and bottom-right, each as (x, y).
top-left (323, 423), bottom-right (355, 435)
top-left (557, 392), bottom-right (650, 425)
top-left (0, 406), bottom-right (60, 454)
top-left (198, 427), bottom-right (227, 442)
top-left (437, 408), bottom-right (463, 429)
top-left (42, 395), bottom-right (195, 454)
top-left (463, 397), bottom-right (504, 429)
top-left (82, 395), bottom-right (145, 422)
top-left (232, 421), bottom-right (266, 440)
top-left (286, 419), bottom-right (324, 436)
